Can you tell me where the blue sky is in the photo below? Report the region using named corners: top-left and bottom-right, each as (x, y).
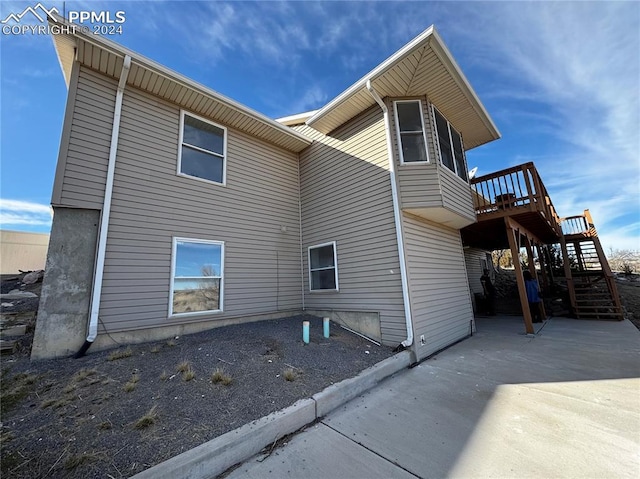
top-left (1, 0), bottom-right (638, 252)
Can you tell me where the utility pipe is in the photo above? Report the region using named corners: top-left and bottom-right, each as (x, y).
top-left (323, 317), bottom-right (330, 338)
top-left (365, 80), bottom-right (414, 349)
top-left (75, 54), bottom-right (131, 358)
top-left (302, 321), bottom-right (310, 344)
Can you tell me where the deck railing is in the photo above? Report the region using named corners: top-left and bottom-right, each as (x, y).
top-left (470, 162), bottom-right (561, 232)
top-left (560, 210), bottom-right (597, 237)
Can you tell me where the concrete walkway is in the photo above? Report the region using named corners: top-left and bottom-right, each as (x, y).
top-left (228, 316), bottom-right (640, 478)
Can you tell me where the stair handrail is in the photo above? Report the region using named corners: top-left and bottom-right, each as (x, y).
top-left (560, 209), bottom-right (597, 236)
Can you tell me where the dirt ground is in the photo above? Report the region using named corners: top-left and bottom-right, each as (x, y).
top-left (0, 274), bottom-right (393, 479)
top-left (2, 272), bottom-right (639, 478)
top-left (617, 275), bottom-right (640, 330)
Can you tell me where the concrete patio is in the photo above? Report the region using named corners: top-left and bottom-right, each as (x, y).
top-left (229, 316), bottom-right (640, 478)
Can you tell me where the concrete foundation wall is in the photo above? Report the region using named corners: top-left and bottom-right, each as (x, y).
top-left (306, 310), bottom-right (382, 343)
top-left (0, 230), bottom-right (50, 274)
top-left (31, 207), bottom-right (100, 359)
top-left (90, 309), bottom-right (301, 353)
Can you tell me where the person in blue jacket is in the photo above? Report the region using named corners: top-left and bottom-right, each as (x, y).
top-left (523, 270), bottom-right (543, 323)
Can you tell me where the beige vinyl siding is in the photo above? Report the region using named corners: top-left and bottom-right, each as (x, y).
top-left (464, 248), bottom-right (489, 312)
top-left (295, 106), bottom-right (406, 346)
top-left (389, 97), bottom-right (475, 225)
top-left (440, 168), bottom-right (476, 222)
top-left (95, 84), bottom-right (302, 333)
top-left (390, 97), bottom-right (441, 209)
top-left (403, 213), bottom-right (474, 360)
top-left (56, 66), bottom-right (117, 209)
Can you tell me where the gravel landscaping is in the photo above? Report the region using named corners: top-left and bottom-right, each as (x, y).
top-left (0, 275), bottom-right (394, 478)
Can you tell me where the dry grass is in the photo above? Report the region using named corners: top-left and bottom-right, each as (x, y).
top-left (210, 368), bottom-right (232, 386)
top-left (107, 348), bottom-right (133, 361)
top-left (64, 451), bottom-right (106, 471)
top-left (134, 406), bottom-right (158, 430)
top-left (283, 368), bottom-right (298, 382)
top-left (150, 345), bottom-right (161, 353)
top-left (0, 371), bottom-right (39, 415)
top-left (70, 369), bottom-right (97, 382)
top-left (123, 373), bottom-right (140, 392)
top-left (182, 367), bottom-right (195, 382)
top-left (166, 339), bottom-right (176, 347)
top-left (159, 370), bottom-right (168, 381)
top-left (97, 421), bottom-right (112, 430)
top-left (176, 360), bottom-right (190, 373)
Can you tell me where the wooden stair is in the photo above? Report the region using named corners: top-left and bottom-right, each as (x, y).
top-left (561, 210), bottom-right (623, 320)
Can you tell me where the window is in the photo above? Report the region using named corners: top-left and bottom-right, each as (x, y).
top-left (433, 106), bottom-right (468, 181)
top-left (394, 100), bottom-right (429, 163)
top-left (170, 238), bottom-right (224, 316)
top-left (178, 112), bottom-right (226, 185)
top-left (308, 241), bottom-right (338, 292)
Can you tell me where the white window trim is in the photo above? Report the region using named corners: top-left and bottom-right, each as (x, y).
top-left (431, 104), bottom-right (469, 183)
top-left (308, 241), bottom-right (339, 293)
top-left (393, 100), bottom-right (430, 165)
top-left (177, 110), bottom-right (228, 186)
top-left (169, 237), bottom-right (225, 318)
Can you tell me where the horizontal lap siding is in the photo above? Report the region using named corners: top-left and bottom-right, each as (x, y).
top-left (464, 248), bottom-right (488, 312)
top-left (296, 107), bottom-right (406, 346)
top-left (389, 97), bottom-right (443, 209)
top-left (98, 85), bottom-right (302, 332)
top-left (464, 248), bottom-right (487, 296)
top-left (58, 67), bottom-right (116, 209)
top-left (403, 214), bottom-right (473, 360)
top-left (440, 169), bottom-right (475, 221)
top-left (397, 167), bottom-right (442, 209)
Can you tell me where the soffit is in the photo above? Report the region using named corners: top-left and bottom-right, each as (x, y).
top-left (306, 27), bottom-right (500, 150)
top-left (51, 27), bottom-right (311, 154)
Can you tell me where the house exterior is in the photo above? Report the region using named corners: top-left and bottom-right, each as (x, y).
top-left (32, 24), bottom-right (500, 362)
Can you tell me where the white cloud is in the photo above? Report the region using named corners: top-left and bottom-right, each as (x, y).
top-left (0, 199), bottom-right (52, 228)
top-left (288, 85), bottom-right (328, 115)
top-left (455, 2), bottom-right (639, 249)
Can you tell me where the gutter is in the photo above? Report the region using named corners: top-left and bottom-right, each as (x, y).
top-left (365, 80), bottom-right (414, 349)
top-left (75, 54), bottom-right (131, 358)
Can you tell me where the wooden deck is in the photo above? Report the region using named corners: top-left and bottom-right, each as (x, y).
top-left (461, 162), bottom-right (562, 249)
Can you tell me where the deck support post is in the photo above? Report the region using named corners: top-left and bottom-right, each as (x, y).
top-left (524, 236), bottom-right (546, 319)
top-left (505, 217), bottom-right (534, 334)
top-left (559, 235), bottom-right (577, 316)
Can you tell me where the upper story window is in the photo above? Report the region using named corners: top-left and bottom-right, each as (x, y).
top-left (309, 241), bottom-right (339, 292)
top-left (170, 238), bottom-right (224, 316)
top-left (394, 100), bottom-right (429, 163)
top-left (433, 106), bottom-right (467, 181)
top-left (178, 111), bottom-right (226, 185)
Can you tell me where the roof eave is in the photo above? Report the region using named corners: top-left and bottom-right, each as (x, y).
top-left (306, 25), bottom-right (500, 148)
top-left (306, 25), bottom-right (436, 128)
top-left (50, 16), bottom-right (312, 153)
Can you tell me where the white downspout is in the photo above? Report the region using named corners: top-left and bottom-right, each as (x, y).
top-left (297, 157), bottom-right (305, 310)
top-left (365, 80), bottom-right (414, 348)
top-left (82, 55), bottom-right (131, 350)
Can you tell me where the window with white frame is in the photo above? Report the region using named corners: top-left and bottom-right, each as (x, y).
top-left (308, 241), bottom-right (338, 291)
top-left (170, 238), bottom-right (224, 316)
top-left (178, 112), bottom-right (226, 184)
top-left (433, 106), bottom-right (468, 181)
top-left (394, 100), bottom-right (429, 163)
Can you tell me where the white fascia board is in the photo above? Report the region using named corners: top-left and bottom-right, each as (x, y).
top-left (429, 29), bottom-right (501, 141)
top-left (307, 25), bottom-right (436, 127)
top-left (50, 15), bottom-right (311, 149)
top-left (276, 110), bottom-right (319, 126)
